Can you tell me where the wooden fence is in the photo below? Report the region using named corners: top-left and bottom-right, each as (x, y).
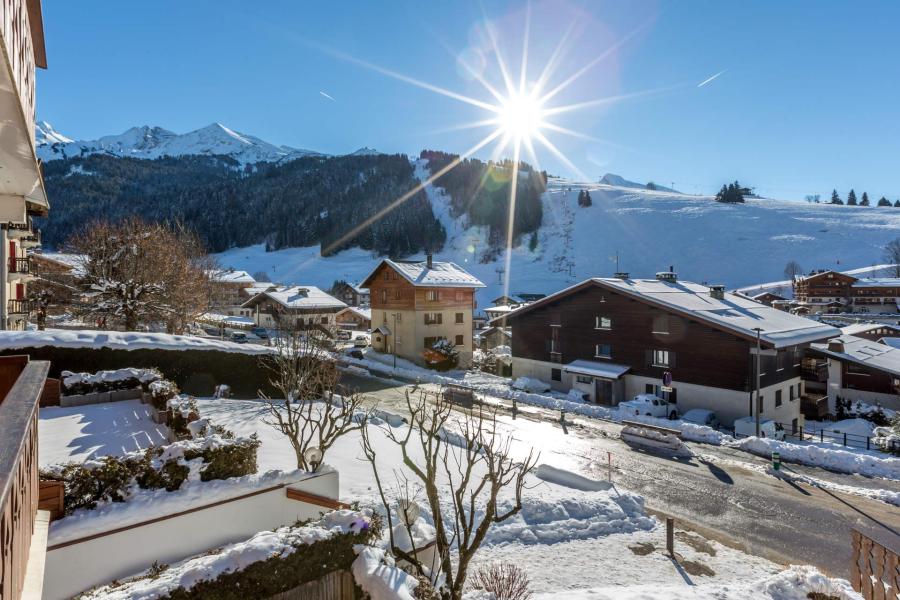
top-left (851, 529), bottom-right (899, 600)
top-left (268, 570), bottom-right (358, 600)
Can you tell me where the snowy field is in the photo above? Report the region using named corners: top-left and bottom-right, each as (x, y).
top-left (216, 175), bottom-right (900, 308)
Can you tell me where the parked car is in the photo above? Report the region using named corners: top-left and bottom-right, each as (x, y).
top-left (681, 409), bottom-right (720, 429)
top-left (230, 332), bottom-right (248, 344)
top-left (618, 394), bottom-right (677, 419)
top-left (336, 330), bottom-right (352, 341)
top-left (733, 417), bottom-right (785, 441)
top-left (346, 349), bottom-right (365, 360)
top-left (250, 327), bottom-right (269, 339)
top-left (354, 335), bottom-right (369, 347)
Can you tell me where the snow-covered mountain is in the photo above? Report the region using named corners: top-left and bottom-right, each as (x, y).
top-left (598, 173), bottom-right (678, 193)
top-left (347, 147), bottom-right (382, 156)
top-left (215, 169), bottom-right (900, 307)
top-left (36, 121), bottom-right (322, 165)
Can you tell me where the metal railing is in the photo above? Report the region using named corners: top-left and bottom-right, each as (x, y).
top-left (6, 299), bottom-right (30, 314)
top-left (7, 257), bottom-right (30, 274)
top-left (723, 418), bottom-right (897, 454)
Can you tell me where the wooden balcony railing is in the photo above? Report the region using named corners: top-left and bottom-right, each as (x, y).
top-left (0, 357), bottom-right (50, 600)
top-left (850, 529), bottom-right (899, 599)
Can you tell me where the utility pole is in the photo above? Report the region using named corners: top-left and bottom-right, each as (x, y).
top-left (753, 327), bottom-right (762, 437)
top-left (392, 312), bottom-right (398, 369)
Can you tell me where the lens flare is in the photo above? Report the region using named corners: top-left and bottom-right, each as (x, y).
top-left (497, 91), bottom-right (545, 141)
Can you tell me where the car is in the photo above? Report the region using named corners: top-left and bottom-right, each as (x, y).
top-left (346, 349), bottom-right (365, 359)
top-left (229, 332), bottom-right (248, 344)
top-left (618, 394), bottom-right (677, 419)
top-left (681, 408), bottom-right (720, 429)
top-left (336, 330), bottom-right (352, 341)
top-left (353, 335), bottom-right (369, 347)
top-left (733, 417), bottom-right (785, 441)
top-left (250, 327), bottom-right (268, 339)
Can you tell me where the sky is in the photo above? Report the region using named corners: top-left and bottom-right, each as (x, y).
top-left (38, 1), bottom-right (900, 200)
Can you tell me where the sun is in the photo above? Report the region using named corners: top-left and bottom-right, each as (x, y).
top-left (497, 91), bottom-right (545, 141)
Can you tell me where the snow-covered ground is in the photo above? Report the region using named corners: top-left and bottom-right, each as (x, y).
top-left (0, 328), bottom-right (272, 354)
top-left (215, 174), bottom-right (900, 309)
top-left (39, 394), bottom-right (862, 598)
top-left (39, 399), bottom-right (167, 466)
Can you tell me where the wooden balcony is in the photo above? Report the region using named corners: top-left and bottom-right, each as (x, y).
top-left (0, 356), bottom-right (50, 600)
top-left (6, 258), bottom-right (31, 279)
top-left (6, 300), bottom-right (30, 315)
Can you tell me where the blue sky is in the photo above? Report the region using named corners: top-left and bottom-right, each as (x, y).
top-left (38, 1), bottom-right (900, 199)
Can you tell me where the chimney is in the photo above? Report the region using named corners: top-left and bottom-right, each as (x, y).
top-left (655, 268), bottom-right (677, 283)
top-left (827, 338), bottom-right (845, 353)
top-left (614, 272), bottom-right (630, 280)
top-left (709, 284), bottom-right (725, 300)
top-left (426, 254), bottom-right (433, 269)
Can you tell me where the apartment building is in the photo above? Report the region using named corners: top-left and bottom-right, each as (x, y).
top-left (794, 270), bottom-right (900, 314)
top-left (362, 256), bottom-right (484, 368)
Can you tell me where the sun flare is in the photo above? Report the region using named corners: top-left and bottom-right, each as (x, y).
top-left (496, 92), bottom-right (545, 141)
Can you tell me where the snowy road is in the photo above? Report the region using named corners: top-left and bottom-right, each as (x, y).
top-left (338, 372), bottom-right (900, 579)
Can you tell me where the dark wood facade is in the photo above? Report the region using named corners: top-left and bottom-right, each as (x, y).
top-left (509, 283), bottom-right (805, 393)
top-left (365, 263), bottom-right (476, 312)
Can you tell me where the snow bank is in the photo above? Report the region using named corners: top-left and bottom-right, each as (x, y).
top-left (729, 436), bottom-right (900, 480)
top-left (48, 468), bottom-right (322, 545)
top-left (352, 546), bottom-right (419, 600)
top-left (512, 377), bottom-right (551, 393)
top-left (0, 329), bottom-right (272, 355)
top-left (81, 510), bottom-right (372, 600)
top-left (485, 488), bottom-right (654, 545)
top-left (532, 565), bottom-right (861, 599)
top-left (535, 464), bottom-right (613, 492)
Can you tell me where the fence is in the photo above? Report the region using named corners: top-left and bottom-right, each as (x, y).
top-left (850, 529), bottom-right (899, 600)
top-left (724, 419), bottom-right (897, 454)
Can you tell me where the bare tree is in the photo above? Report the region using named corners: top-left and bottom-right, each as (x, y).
top-left (885, 238), bottom-right (900, 277)
top-left (783, 260), bottom-right (803, 292)
top-left (258, 322), bottom-right (368, 471)
top-left (65, 218), bottom-right (216, 332)
top-left (361, 390), bottom-right (538, 600)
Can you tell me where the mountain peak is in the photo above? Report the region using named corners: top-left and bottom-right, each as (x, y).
top-left (599, 173), bottom-right (678, 193)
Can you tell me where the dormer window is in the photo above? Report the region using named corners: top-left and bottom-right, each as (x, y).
top-left (595, 316), bottom-right (611, 330)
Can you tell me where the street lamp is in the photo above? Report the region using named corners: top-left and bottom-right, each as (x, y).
top-left (752, 327), bottom-right (762, 438)
top-left (303, 446), bottom-right (323, 472)
top-left (391, 312), bottom-right (398, 369)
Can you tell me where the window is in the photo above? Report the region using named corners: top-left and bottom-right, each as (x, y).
top-left (424, 336), bottom-right (439, 348)
top-left (307, 317), bottom-right (314, 325)
top-left (426, 290), bottom-right (439, 301)
top-left (789, 385), bottom-right (795, 401)
top-left (775, 389), bottom-right (782, 407)
top-left (776, 351), bottom-right (786, 371)
top-left (394, 289), bottom-right (401, 300)
top-left (455, 334), bottom-right (464, 346)
top-left (455, 291), bottom-right (464, 302)
top-left (847, 363), bottom-right (870, 375)
top-left (550, 328), bottom-right (560, 354)
top-left (595, 343), bottom-right (611, 358)
top-left (455, 312), bottom-right (464, 324)
top-left (651, 349), bottom-right (670, 367)
top-left (595, 316), bottom-right (611, 330)
top-left (321, 316), bottom-right (328, 324)
top-left (424, 313), bottom-right (442, 325)
top-left (551, 368), bottom-right (561, 382)
top-left (645, 383), bottom-right (655, 394)
top-left (380, 289), bottom-right (387, 304)
top-left (576, 374), bottom-right (592, 384)
top-left (758, 395), bottom-right (764, 413)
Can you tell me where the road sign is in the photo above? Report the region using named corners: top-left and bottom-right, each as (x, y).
top-left (663, 371), bottom-right (673, 386)
top-left (661, 386), bottom-right (673, 393)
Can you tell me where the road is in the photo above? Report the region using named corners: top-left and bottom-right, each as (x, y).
top-left (338, 371), bottom-right (900, 579)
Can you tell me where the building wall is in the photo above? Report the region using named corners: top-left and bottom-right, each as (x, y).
top-left (251, 300), bottom-right (339, 330)
top-left (826, 357), bottom-right (900, 411)
top-left (510, 284), bottom-right (804, 393)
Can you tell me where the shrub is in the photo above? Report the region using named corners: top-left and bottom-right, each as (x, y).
top-left (187, 435), bottom-right (260, 482)
top-left (471, 563), bottom-right (532, 600)
top-left (167, 396), bottom-right (200, 439)
top-left (61, 368), bottom-right (162, 396)
top-left (149, 379), bottom-right (179, 410)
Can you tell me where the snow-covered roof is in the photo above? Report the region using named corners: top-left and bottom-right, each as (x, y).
top-left (879, 337), bottom-right (900, 349)
top-left (245, 282), bottom-right (277, 295)
top-left (564, 359), bottom-right (630, 379)
top-left (362, 258), bottom-right (485, 289)
top-left (840, 322), bottom-right (900, 337)
top-left (484, 305), bottom-right (516, 314)
top-left (210, 269), bottom-right (255, 284)
top-left (811, 335), bottom-right (900, 378)
top-left (33, 252), bottom-right (86, 274)
top-left (242, 286), bottom-right (346, 310)
top-left (500, 277), bottom-right (840, 348)
top-left (0, 329), bottom-right (272, 355)
top-left (851, 278), bottom-right (900, 288)
top-left (338, 306), bottom-right (372, 320)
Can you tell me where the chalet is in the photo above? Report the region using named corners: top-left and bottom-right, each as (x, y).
top-left (839, 322), bottom-right (900, 342)
top-left (361, 255), bottom-right (484, 368)
top-left (331, 281), bottom-right (370, 307)
top-left (498, 271), bottom-right (839, 428)
top-left (748, 291), bottom-right (786, 306)
top-left (808, 335), bottom-right (900, 411)
top-left (209, 269), bottom-right (256, 314)
top-left (241, 285), bottom-right (346, 332)
top-left (794, 270), bottom-right (900, 314)
top-left (336, 306), bottom-right (372, 330)
top-left (476, 325), bottom-right (511, 351)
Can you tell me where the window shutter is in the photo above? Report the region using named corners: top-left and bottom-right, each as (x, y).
top-left (644, 349), bottom-right (652, 366)
top-left (669, 352), bottom-right (676, 368)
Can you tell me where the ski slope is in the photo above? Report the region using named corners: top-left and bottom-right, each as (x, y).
top-left (216, 174), bottom-right (900, 307)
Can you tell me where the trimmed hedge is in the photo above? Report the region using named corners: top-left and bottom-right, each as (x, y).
top-left (0, 345), bottom-right (276, 397)
top-left (158, 516), bottom-right (379, 600)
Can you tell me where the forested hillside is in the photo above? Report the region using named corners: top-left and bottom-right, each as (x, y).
top-left (40, 153), bottom-right (446, 256)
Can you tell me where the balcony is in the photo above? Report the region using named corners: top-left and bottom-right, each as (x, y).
top-left (0, 357), bottom-right (51, 600)
top-left (801, 361), bottom-right (828, 382)
top-left (7, 299), bottom-right (30, 315)
top-left (7, 256), bottom-right (33, 281)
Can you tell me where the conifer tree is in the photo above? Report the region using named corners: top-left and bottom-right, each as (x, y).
top-left (847, 189), bottom-right (858, 206)
top-left (860, 192), bottom-right (870, 206)
top-left (830, 189), bottom-right (843, 205)
top-left (583, 190), bottom-right (592, 207)
top-left (895, 200), bottom-right (900, 208)
top-left (878, 196), bottom-right (892, 207)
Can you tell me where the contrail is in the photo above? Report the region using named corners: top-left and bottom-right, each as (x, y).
top-left (319, 91), bottom-right (335, 101)
top-left (697, 69), bottom-right (726, 88)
